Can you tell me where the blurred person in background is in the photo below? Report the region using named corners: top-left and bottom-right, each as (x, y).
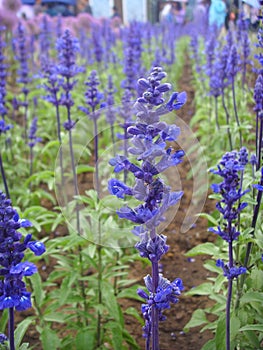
top-left (224, 0), bottom-right (238, 30)
top-left (173, 1), bottom-right (186, 24)
top-left (185, 0), bottom-right (195, 22)
top-left (160, 3), bottom-right (174, 23)
top-left (193, 0), bottom-right (209, 34)
top-left (242, 0), bottom-right (260, 30)
top-left (44, 2), bottom-right (73, 17)
top-left (17, 1), bottom-right (35, 20)
top-left (78, 0), bottom-right (92, 14)
top-left (111, 5), bottom-right (121, 19)
top-left (34, 0), bottom-right (44, 15)
top-left (208, 0), bottom-right (227, 32)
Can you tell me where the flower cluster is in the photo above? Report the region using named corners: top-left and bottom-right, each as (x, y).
top-left (216, 259), bottom-right (246, 280)
top-left (0, 192), bottom-right (45, 311)
top-left (109, 66), bottom-right (186, 346)
top-left (56, 29), bottom-right (84, 131)
top-left (80, 70), bottom-right (105, 118)
top-left (209, 150), bottom-right (248, 278)
top-left (137, 275), bottom-right (184, 339)
top-left (13, 22), bottom-right (30, 98)
top-left (28, 117), bottom-right (42, 148)
top-left (0, 26), bottom-right (8, 119)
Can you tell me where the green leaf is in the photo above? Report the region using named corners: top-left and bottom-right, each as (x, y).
top-left (117, 285), bottom-right (144, 302)
top-left (103, 287), bottom-right (121, 322)
top-left (185, 243), bottom-right (219, 257)
top-left (43, 312), bottom-right (65, 323)
top-left (248, 270), bottom-right (263, 290)
top-left (106, 321), bottom-right (123, 349)
top-left (184, 309), bottom-right (208, 331)
top-left (122, 329), bottom-right (140, 349)
top-left (239, 324), bottom-right (263, 332)
top-left (0, 309), bottom-right (8, 333)
top-left (30, 273), bottom-right (44, 306)
top-left (201, 339), bottom-right (216, 350)
top-left (242, 330), bottom-right (260, 348)
top-left (19, 343), bottom-right (30, 350)
top-left (40, 327), bottom-right (61, 350)
top-left (14, 318), bottom-right (34, 349)
top-left (124, 307), bottom-right (144, 325)
top-left (75, 328), bottom-right (96, 350)
top-left (184, 283), bottom-right (213, 296)
top-left (240, 291), bottom-right (263, 304)
top-left (76, 164), bottom-right (94, 174)
top-left (198, 213), bottom-right (219, 226)
top-left (230, 315), bottom-right (240, 341)
top-left (215, 314), bottom-right (226, 350)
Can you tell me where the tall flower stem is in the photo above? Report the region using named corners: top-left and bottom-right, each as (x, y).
top-left (257, 115), bottom-right (263, 171)
top-left (23, 96), bottom-right (28, 143)
top-left (214, 96), bottom-right (219, 130)
top-left (231, 79), bottom-right (242, 147)
top-left (8, 307), bottom-right (15, 350)
top-left (151, 252), bottom-right (159, 349)
top-left (96, 244), bottom-right (102, 348)
top-left (93, 114), bottom-right (102, 347)
top-left (55, 104), bottom-right (64, 188)
top-left (244, 172), bottom-right (263, 268)
top-left (94, 118), bottom-right (100, 195)
top-left (29, 147), bottom-right (33, 177)
top-left (108, 67), bottom-right (185, 349)
top-left (256, 111), bottom-right (259, 161)
top-left (222, 91), bottom-right (233, 150)
top-left (65, 89), bottom-right (80, 235)
top-left (0, 152), bottom-right (9, 198)
top-left (226, 239), bottom-right (233, 350)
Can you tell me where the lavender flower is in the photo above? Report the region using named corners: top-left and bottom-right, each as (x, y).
top-left (13, 22), bottom-right (31, 140)
top-left (0, 119), bottom-right (12, 198)
top-left (137, 275), bottom-right (183, 340)
top-left (238, 147), bottom-right (248, 166)
top-left (122, 23), bottom-right (143, 94)
top-left (209, 151), bottom-right (248, 350)
top-left (0, 191), bottom-right (45, 311)
top-left (240, 31), bottom-right (252, 88)
top-left (226, 45), bottom-right (240, 79)
top-left (28, 117), bottom-right (41, 149)
top-left (254, 75), bottom-right (263, 112)
top-left (56, 29), bottom-right (83, 233)
top-left (0, 191), bottom-right (45, 350)
top-left (91, 24), bottom-right (104, 64)
top-left (13, 23), bottom-right (30, 96)
top-left (204, 32), bottom-right (217, 77)
top-left (216, 259), bottom-right (246, 279)
top-left (80, 70), bottom-right (105, 117)
top-left (39, 16), bottom-right (52, 71)
top-left (0, 333), bottom-right (7, 344)
top-left (105, 75), bottom-right (116, 125)
top-left (80, 70), bottom-right (105, 195)
top-left (0, 27), bottom-right (8, 119)
top-left (109, 67), bottom-right (186, 349)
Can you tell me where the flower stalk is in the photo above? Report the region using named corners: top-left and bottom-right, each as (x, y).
top-left (109, 67), bottom-right (186, 349)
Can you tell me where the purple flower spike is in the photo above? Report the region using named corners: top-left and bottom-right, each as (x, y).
top-left (108, 66), bottom-right (185, 347)
top-left (0, 191), bottom-right (45, 312)
top-left (28, 117), bottom-right (42, 148)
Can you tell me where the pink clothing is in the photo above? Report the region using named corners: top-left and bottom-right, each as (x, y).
top-left (175, 9), bottom-right (186, 24)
